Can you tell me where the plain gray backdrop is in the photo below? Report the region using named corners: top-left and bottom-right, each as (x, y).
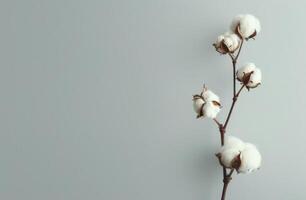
top-left (0, 0), bottom-right (305, 199)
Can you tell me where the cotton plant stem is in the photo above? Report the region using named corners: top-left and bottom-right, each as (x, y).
top-left (217, 41), bottom-right (244, 200)
top-left (220, 170), bottom-right (234, 200)
top-left (223, 84), bottom-right (245, 129)
top-left (221, 178), bottom-right (230, 200)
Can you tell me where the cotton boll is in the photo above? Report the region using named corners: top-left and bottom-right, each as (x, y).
top-left (202, 90), bottom-right (220, 103)
top-left (220, 148), bottom-right (241, 168)
top-left (230, 15), bottom-right (244, 33)
top-left (231, 14), bottom-right (261, 39)
top-left (237, 63), bottom-right (262, 89)
top-left (202, 101), bottom-right (220, 119)
top-left (239, 15), bottom-right (261, 39)
top-left (213, 32), bottom-right (240, 54)
top-left (238, 143), bottom-right (262, 174)
top-left (216, 136), bottom-right (263, 173)
top-left (192, 97), bottom-right (205, 115)
top-left (247, 68), bottom-right (262, 88)
top-left (216, 34), bottom-right (225, 44)
top-left (213, 34), bottom-right (227, 54)
top-left (236, 63), bottom-right (256, 82)
top-left (223, 136), bottom-right (246, 151)
top-left (223, 33), bottom-right (240, 52)
top-left (217, 136), bottom-right (245, 169)
top-left (192, 86), bottom-right (221, 119)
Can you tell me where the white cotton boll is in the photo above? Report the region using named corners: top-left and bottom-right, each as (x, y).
top-left (216, 34), bottom-right (225, 44)
top-left (192, 87), bottom-right (221, 119)
top-left (230, 14), bottom-right (261, 39)
top-left (202, 90), bottom-right (220, 103)
top-left (223, 136), bottom-right (246, 151)
top-left (217, 136), bottom-right (245, 169)
top-left (222, 33), bottom-right (240, 52)
top-left (239, 15), bottom-right (261, 38)
top-left (220, 148), bottom-right (241, 168)
top-left (202, 101), bottom-right (220, 119)
top-left (214, 32), bottom-right (240, 53)
top-left (237, 63), bottom-right (262, 89)
top-left (236, 63), bottom-right (256, 81)
top-left (247, 68), bottom-right (262, 88)
top-left (238, 143), bottom-right (262, 174)
top-left (230, 15), bottom-right (244, 33)
top-left (213, 34), bottom-right (227, 54)
top-left (193, 98), bottom-right (205, 114)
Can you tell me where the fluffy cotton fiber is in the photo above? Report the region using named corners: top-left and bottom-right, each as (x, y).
top-left (214, 32), bottom-right (240, 54)
top-left (230, 14), bottom-right (261, 39)
top-left (203, 101), bottom-right (220, 119)
top-left (192, 88), bottom-right (221, 119)
top-left (217, 136), bottom-right (262, 174)
top-left (220, 148), bottom-right (241, 168)
top-left (222, 33), bottom-right (240, 52)
top-left (238, 143), bottom-right (262, 173)
top-left (236, 63), bottom-right (262, 89)
top-left (202, 89), bottom-right (220, 103)
top-left (222, 136), bottom-right (246, 151)
top-left (193, 97), bottom-right (205, 114)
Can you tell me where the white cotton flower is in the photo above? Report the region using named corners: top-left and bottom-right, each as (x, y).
top-left (236, 63), bottom-right (262, 89)
top-left (238, 143), bottom-right (262, 174)
top-left (202, 101), bottom-right (221, 119)
top-left (202, 89), bottom-right (220, 103)
top-left (213, 32), bottom-right (241, 54)
top-left (217, 136), bottom-right (245, 169)
top-left (193, 97), bottom-right (205, 115)
top-left (230, 14), bottom-right (261, 39)
top-left (223, 136), bottom-right (246, 151)
top-left (237, 63), bottom-right (256, 81)
top-left (230, 15), bottom-right (244, 33)
top-left (217, 136), bottom-right (262, 173)
top-left (192, 86), bottom-right (221, 119)
top-left (220, 148), bottom-right (241, 168)
top-left (223, 33), bottom-right (240, 52)
top-left (248, 68), bottom-right (262, 88)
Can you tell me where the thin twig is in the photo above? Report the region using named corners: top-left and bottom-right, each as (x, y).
top-left (228, 53), bottom-right (235, 61)
top-left (236, 84), bottom-right (245, 97)
top-left (228, 169), bottom-right (234, 177)
top-left (218, 40), bottom-right (245, 200)
top-left (233, 61), bottom-right (236, 96)
top-left (223, 84), bottom-right (245, 129)
top-left (235, 40), bottom-right (244, 61)
top-left (213, 118), bottom-right (222, 127)
top-left (220, 169), bottom-right (234, 200)
top-left (221, 179), bottom-right (230, 200)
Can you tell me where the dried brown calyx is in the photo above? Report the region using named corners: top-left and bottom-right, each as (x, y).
top-left (216, 152), bottom-right (242, 172)
top-left (236, 71), bottom-right (261, 90)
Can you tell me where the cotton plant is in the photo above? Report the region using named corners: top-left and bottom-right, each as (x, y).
top-left (216, 136), bottom-right (262, 173)
top-left (192, 14), bottom-right (263, 200)
top-left (192, 86), bottom-right (221, 119)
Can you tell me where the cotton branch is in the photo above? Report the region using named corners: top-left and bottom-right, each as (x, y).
top-left (192, 13), bottom-right (263, 200)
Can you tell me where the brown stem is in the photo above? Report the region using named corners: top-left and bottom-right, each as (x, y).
top-left (213, 118), bottom-right (222, 127)
top-left (223, 85), bottom-right (245, 129)
top-left (233, 60), bottom-right (236, 96)
top-left (221, 179), bottom-right (230, 200)
top-left (217, 41), bottom-right (244, 200)
top-left (220, 170), bottom-right (234, 200)
top-left (235, 40), bottom-right (244, 61)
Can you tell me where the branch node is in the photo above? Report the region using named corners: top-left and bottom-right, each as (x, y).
top-left (223, 176), bottom-right (232, 184)
top-left (219, 125), bottom-right (225, 134)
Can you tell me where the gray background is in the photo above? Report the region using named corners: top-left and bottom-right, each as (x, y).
top-left (0, 0), bottom-right (305, 199)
